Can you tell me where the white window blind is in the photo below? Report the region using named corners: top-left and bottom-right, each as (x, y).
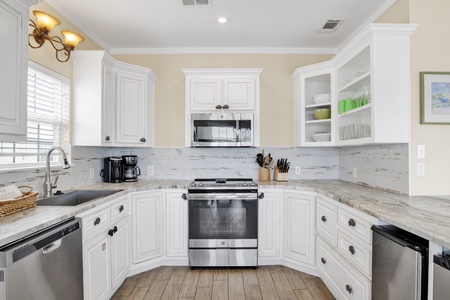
top-left (0, 61), bottom-right (70, 169)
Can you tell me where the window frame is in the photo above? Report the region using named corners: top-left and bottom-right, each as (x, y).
top-left (0, 61), bottom-right (71, 172)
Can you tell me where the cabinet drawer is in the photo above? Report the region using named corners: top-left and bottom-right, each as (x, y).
top-left (316, 237), bottom-right (371, 300)
top-left (82, 208), bottom-right (110, 238)
top-left (316, 196), bottom-right (337, 246)
top-left (337, 231), bottom-right (372, 278)
top-left (338, 207), bottom-right (373, 245)
top-left (110, 196), bottom-right (130, 221)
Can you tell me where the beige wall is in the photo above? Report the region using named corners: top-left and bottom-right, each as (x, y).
top-left (113, 54), bottom-right (332, 146)
top-left (409, 0), bottom-right (450, 195)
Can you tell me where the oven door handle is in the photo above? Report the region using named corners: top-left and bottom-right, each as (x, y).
top-left (188, 193), bottom-right (258, 200)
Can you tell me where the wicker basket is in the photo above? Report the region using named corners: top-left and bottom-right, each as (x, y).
top-left (0, 186), bottom-right (38, 217)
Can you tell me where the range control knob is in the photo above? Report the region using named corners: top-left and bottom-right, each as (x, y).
top-left (250, 181), bottom-right (257, 186)
top-left (191, 182), bottom-right (196, 187)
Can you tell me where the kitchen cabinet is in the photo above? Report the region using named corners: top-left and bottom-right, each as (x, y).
top-left (292, 24), bottom-right (417, 146)
top-left (0, 0), bottom-right (38, 142)
top-left (183, 68), bottom-right (262, 147)
top-left (258, 189), bottom-right (282, 261)
top-left (165, 190), bottom-right (188, 258)
top-left (79, 195), bottom-right (131, 300)
top-left (283, 191), bottom-right (315, 266)
top-left (72, 50), bottom-right (156, 147)
top-left (131, 191), bottom-right (164, 264)
top-left (184, 69), bottom-right (262, 111)
top-left (292, 62), bottom-right (335, 146)
top-left (315, 195), bottom-right (377, 300)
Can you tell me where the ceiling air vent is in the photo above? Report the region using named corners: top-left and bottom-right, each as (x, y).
top-left (317, 19), bottom-right (344, 33)
top-left (182, 0), bottom-right (211, 6)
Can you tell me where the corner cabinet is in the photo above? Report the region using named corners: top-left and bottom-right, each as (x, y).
top-left (131, 191), bottom-right (164, 264)
top-left (292, 24), bottom-right (418, 147)
top-left (283, 191), bottom-right (316, 266)
top-left (72, 51), bottom-right (157, 147)
top-left (0, 0), bottom-right (39, 141)
top-left (183, 68), bottom-right (263, 147)
top-left (292, 62), bottom-right (335, 146)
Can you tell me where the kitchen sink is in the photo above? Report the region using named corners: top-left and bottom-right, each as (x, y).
top-left (36, 189), bottom-right (123, 206)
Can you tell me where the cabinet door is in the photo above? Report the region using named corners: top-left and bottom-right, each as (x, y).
top-left (165, 190), bottom-right (188, 257)
top-left (131, 191), bottom-right (164, 263)
top-left (83, 233), bottom-right (110, 300)
top-left (110, 215), bottom-right (131, 290)
top-left (190, 78), bottom-right (222, 110)
top-left (115, 70), bottom-right (148, 146)
top-left (0, 0), bottom-right (27, 141)
top-left (258, 190), bottom-right (282, 258)
top-left (283, 191), bottom-right (315, 265)
top-left (102, 63), bottom-right (115, 145)
top-left (223, 78), bottom-right (255, 110)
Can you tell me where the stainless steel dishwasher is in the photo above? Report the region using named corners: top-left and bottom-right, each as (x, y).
top-left (433, 253), bottom-right (450, 300)
top-left (0, 218), bottom-right (83, 300)
top-left (372, 224), bottom-right (428, 300)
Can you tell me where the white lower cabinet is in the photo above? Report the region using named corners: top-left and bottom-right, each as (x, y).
top-left (315, 195), bottom-right (377, 300)
top-left (283, 191), bottom-right (315, 266)
top-left (80, 196), bottom-right (131, 300)
top-left (258, 189), bottom-right (282, 259)
top-left (131, 191), bottom-right (164, 263)
top-left (165, 190), bottom-right (188, 257)
top-left (317, 236), bottom-right (371, 300)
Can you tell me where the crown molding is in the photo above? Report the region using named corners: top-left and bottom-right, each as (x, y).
top-left (110, 47), bottom-right (337, 55)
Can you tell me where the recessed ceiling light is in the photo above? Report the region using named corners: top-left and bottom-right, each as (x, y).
top-left (217, 17), bottom-right (227, 24)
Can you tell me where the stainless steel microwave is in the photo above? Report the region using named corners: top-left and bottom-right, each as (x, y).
top-left (191, 113), bottom-right (254, 147)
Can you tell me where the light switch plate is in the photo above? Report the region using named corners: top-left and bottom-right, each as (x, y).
top-left (417, 145), bottom-right (425, 159)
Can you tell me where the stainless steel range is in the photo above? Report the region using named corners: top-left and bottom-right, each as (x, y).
top-left (187, 178), bottom-right (260, 267)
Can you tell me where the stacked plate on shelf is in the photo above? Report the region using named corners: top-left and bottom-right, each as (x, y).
top-left (312, 93), bottom-right (330, 104)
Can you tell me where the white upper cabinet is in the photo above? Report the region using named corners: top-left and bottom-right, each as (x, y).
top-left (293, 24), bottom-right (418, 146)
top-left (72, 51), bottom-right (156, 147)
top-left (183, 68), bottom-right (262, 111)
top-left (0, 0), bottom-right (39, 141)
top-left (292, 62), bottom-right (335, 146)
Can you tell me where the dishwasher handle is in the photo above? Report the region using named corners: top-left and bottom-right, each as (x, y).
top-left (42, 239), bottom-right (62, 255)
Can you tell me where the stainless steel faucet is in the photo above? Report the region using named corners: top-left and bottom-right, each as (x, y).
top-left (43, 146), bottom-right (71, 198)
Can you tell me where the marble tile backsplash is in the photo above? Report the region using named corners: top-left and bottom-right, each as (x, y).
top-left (338, 144), bottom-right (409, 194)
top-left (0, 144), bottom-right (409, 196)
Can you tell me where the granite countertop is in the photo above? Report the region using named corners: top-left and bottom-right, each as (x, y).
top-left (1, 179), bottom-right (449, 250)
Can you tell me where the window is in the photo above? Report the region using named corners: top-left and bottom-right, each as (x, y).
top-left (0, 61), bottom-right (70, 169)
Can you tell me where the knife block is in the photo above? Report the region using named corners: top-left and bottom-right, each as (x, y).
top-left (259, 167), bottom-right (270, 181)
top-left (274, 166), bottom-right (288, 182)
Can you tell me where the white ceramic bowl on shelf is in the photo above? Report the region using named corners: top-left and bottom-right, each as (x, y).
top-left (313, 93), bottom-right (330, 104)
top-left (312, 133), bottom-right (331, 142)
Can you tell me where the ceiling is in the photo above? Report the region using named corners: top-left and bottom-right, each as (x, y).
top-left (46, 0), bottom-right (397, 55)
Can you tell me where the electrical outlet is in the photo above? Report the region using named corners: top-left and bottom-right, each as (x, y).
top-left (89, 168), bottom-right (94, 179)
top-left (353, 167), bottom-right (357, 179)
top-left (295, 166), bottom-right (301, 175)
top-left (147, 165), bottom-right (154, 176)
top-left (417, 163), bottom-right (425, 176)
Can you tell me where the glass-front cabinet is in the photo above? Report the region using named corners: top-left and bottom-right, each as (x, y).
top-left (293, 24), bottom-right (418, 147)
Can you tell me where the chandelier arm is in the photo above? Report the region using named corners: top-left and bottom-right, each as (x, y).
top-left (55, 48), bottom-right (71, 63)
top-left (47, 35), bottom-right (66, 52)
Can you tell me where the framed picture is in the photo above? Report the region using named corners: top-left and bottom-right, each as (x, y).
top-left (420, 72), bottom-right (450, 124)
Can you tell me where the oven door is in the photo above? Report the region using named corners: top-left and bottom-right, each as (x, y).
top-left (188, 197), bottom-right (258, 248)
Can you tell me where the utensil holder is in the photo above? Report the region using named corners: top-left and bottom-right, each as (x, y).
top-left (259, 167), bottom-right (270, 181)
top-left (274, 166), bottom-right (288, 182)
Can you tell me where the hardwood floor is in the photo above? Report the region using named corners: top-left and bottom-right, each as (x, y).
top-left (111, 266), bottom-right (335, 300)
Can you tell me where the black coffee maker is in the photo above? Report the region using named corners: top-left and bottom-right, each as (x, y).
top-left (122, 155), bottom-right (141, 182)
top-left (101, 157), bottom-right (123, 183)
